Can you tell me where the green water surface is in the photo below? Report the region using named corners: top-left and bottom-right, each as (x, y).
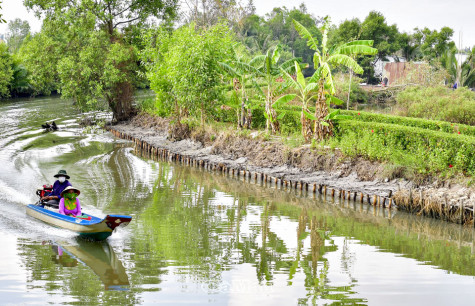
top-left (0, 94), bottom-right (475, 305)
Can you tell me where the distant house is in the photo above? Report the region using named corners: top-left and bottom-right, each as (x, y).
top-left (374, 57), bottom-right (428, 86)
top-left (373, 56), bottom-right (406, 80)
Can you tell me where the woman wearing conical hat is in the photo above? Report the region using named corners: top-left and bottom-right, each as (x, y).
top-left (42, 170), bottom-right (72, 208)
top-left (59, 186), bottom-right (82, 217)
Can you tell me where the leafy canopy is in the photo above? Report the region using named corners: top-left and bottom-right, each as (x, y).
top-left (143, 23), bottom-right (235, 122)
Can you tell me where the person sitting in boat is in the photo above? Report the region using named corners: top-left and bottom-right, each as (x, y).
top-left (59, 186), bottom-right (82, 217)
top-left (41, 170), bottom-right (72, 208)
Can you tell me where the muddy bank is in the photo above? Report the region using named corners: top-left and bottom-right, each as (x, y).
top-left (108, 113), bottom-right (475, 225)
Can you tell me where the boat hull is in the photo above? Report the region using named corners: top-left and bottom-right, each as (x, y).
top-left (26, 204), bottom-right (131, 241)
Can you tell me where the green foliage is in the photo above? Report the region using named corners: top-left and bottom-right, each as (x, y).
top-left (340, 109), bottom-right (475, 137)
top-left (293, 17), bottom-right (377, 140)
top-left (23, 0), bottom-right (178, 121)
top-left (8, 56), bottom-right (31, 96)
top-left (333, 72), bottom-right (368, 104)
top-left (396, 86), bottom-right (475, 125)
top-left (239, 5), bottom-right (321, 74)
top-left (334, 120), bottom-right (475, 176)
top-left (143, 23), bottom-right (235, 124)
top-left (461, 48), bottom-right (475, 88)
top-left (57, 31), bottom-right (136, 112)
top-left (0, 42), bottom-right (13, 98)
top-left (413, 27), bottom-right (456, 61)
top-left (17, 31), bottom-right (60, 95)
top-left (6, 18), bottom-right (31, 53)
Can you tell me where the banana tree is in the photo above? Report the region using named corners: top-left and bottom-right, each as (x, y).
top-left (461, 49), bottom-right (475, 87)
top-left (278, 61), bottom-right (317, 141)
top-left (293, 17), bottom-right (377, 140)
top-left (219, 49), bottom-right (264, 129)
top-left (253, 44), bottom-right (301, 134)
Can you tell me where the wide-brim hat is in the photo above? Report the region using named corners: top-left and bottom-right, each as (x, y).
top-left (61, 186), bottom-right (80, 197)
top-left (54, 170), bottom-right (70, 179)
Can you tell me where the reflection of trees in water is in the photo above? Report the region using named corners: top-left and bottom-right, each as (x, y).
top-left (131, 163), bottom-right (368, 303)
top-left (181, 164), bottom-right (475, 276)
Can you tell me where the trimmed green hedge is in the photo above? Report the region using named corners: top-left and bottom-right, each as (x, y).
top-left (334, 120), bottom-right (475, 175)
top-left (340, 110), bottom-right (475, 137)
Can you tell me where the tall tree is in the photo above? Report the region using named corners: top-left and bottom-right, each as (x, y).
top-left (293, 17), bottom-right (377, 140)
top-left (17, 31), bottom-right (61, 96)
top-left (413, 26), bottom-right (455, 61)
top-left (0, 42), bottom-right (13, 98)
top-left (24, 0), bottom-right (178, 121)
top-left (143, 23), bottom-right (235, 126)
top-left (182, 0), bottom-right (254, 29)
top-left (6, 19), bottom-right (30, 53)
top-left (359, 11), bottom-right (401, 82)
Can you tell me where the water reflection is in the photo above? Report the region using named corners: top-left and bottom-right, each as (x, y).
top-left (18, 238), bottom-right (135, 304)
top-left (126, 153), bottom-right (475, 303)
top-left (2, 94), bottom-right (475, 304)
top-left (48, 240), bottom-right (130, 291)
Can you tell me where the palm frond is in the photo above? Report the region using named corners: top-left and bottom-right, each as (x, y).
top-left (321, 63), bottom-right (335, 94)
top-left (280, 67), bottom-right (301, 90)
top-left (295, 61), bottom-right (306, 88)
top-left (218, 61), bottom-right (240, 78)
top-left (340, 40), bottom-right (374, 47)
top-left (250, 55), bottom-right (266, 68)
top-left (272, 94), bottom-right (297, 108)
top-left (304, 82), bottom-right (318, 93)
top-left (271, 44), bottom-right (282, 66)
top-left (335, 45), bottom-right (378, 56)
top-left (327, 54), bottom-right (364, 74)
top-left (293, 19), bottom-right (320, 53)
top-left (280, 57), bottom-right (301, 72)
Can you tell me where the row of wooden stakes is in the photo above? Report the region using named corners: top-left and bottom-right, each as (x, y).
top-left (109, 128), bottom-right (394, 209)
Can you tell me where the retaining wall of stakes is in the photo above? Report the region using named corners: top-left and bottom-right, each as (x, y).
top-left (106, 126), bottom-right (475, 226)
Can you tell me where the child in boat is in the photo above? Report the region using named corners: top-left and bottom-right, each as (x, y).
top-left (59, 186), bottom-right (82, 217)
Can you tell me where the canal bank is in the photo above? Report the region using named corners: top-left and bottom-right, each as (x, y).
top-left (107, 113), bottom-right (475, 226)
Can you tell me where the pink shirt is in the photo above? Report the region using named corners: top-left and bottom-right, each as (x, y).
top-left (59, 198), bottom-right (82, 216)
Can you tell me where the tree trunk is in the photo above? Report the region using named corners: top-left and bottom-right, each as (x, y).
top-left (301, 105), bottom-right (313, 142)
top-left (109, 81), bottom-right (135, 122)
top-left (244, 106), bottom-right (252, 129)
top-left (265, 85), bottom-right (279, 134)
top-left (314, 81), bottom-right (332, 141)
top-left (347, 69), bottom-right (352, 110)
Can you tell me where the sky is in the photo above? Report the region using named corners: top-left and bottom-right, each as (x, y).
top-left (0, 0), bottom-right (474, 48)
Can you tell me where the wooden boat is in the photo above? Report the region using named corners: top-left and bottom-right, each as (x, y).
top-left (26, 204), bottom-right (132, 241)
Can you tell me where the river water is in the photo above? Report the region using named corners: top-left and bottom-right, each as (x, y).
top-left (1, 94), bottom-right (475, 305)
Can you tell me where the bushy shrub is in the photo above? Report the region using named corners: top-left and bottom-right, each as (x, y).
top-left (340, 110), bottom-right (475, 137)
top-left (396, 86), bottom-right (475, 125)
top-left (333, 72), bottom-right (368, 106)
top-left (334, 120), bottom-right (475, 176)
